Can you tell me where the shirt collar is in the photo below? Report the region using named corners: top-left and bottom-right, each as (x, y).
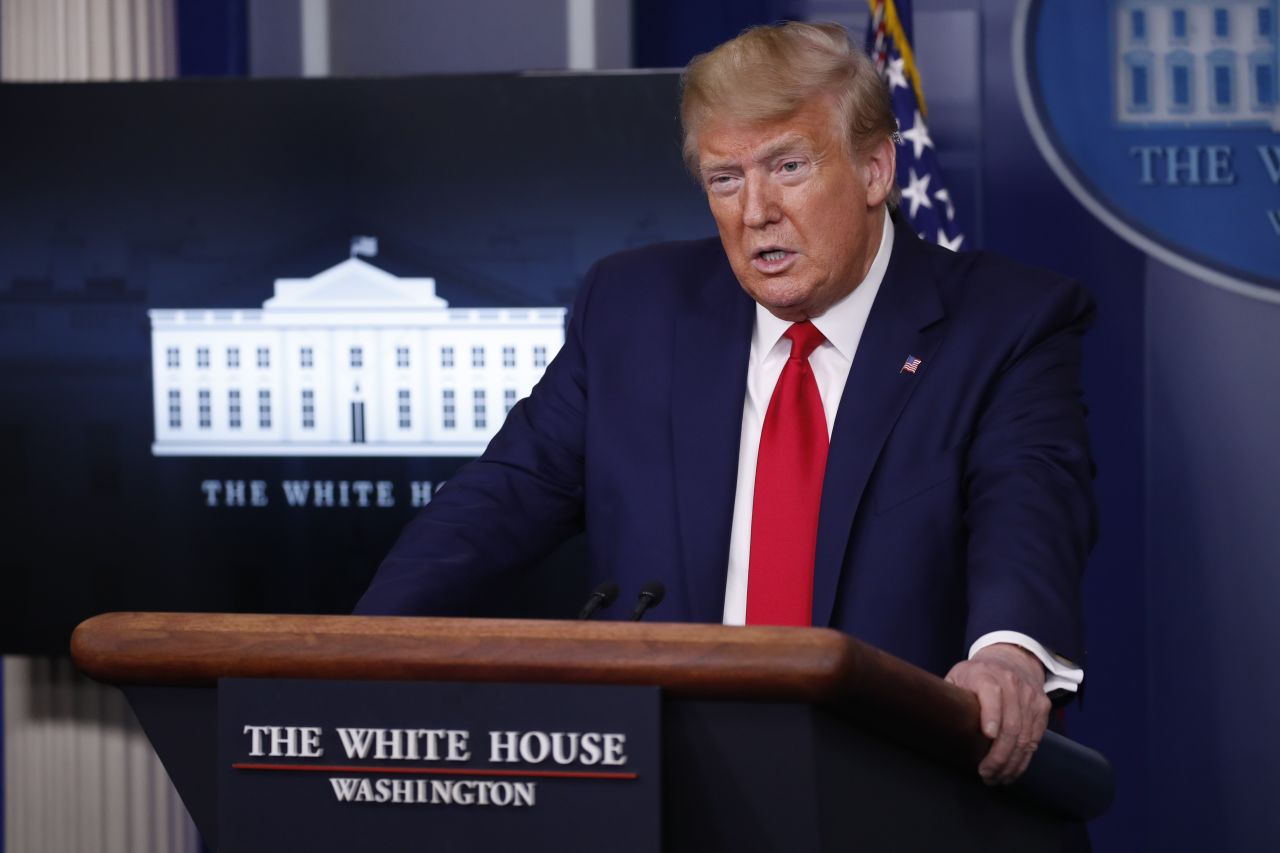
top-left (751, 210), bottom-right (895, 362)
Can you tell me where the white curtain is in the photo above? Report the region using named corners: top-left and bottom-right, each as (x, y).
top-left (3, 656), bottom-right (200, 853)
top-left (1, 0), bottom-right (176, 81)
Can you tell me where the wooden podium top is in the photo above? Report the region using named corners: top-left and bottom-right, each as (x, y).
top-left (72, 611), bottom-right (987, 766)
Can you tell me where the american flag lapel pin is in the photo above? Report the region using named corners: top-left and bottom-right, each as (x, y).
top-left (899, 355), bottom-right (922, 375)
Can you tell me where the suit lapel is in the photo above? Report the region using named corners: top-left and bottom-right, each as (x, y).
top-left (671, 256), bottom-right (755, 622)
top-left (811, 223), bottom-right (947, 627)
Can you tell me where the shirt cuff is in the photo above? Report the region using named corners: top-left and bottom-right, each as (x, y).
top-left (968, 630), bottom-right (1084, 694)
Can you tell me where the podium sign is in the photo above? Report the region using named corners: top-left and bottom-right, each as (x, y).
top-left (217, 679), bottom-right (660, 853)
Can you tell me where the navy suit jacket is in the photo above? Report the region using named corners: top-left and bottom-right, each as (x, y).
top-left (355, 218), bottom-right (1096, 678)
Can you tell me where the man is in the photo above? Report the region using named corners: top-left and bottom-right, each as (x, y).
top-left (356, 23), bottom-right (1095, 786)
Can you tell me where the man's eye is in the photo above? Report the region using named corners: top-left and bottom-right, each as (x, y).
top-left (781, 161), bottom-right (802, 173)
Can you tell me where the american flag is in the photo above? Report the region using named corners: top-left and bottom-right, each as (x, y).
top-left (900, 355), bottom-right (922, 375)
top-left (866, 0), bottom-right (966, 252)
top-left (350, 235), bottom-right (379, 258)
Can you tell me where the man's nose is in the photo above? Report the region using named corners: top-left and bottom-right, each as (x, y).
top-left (741, 175), bottom-right (781, 228)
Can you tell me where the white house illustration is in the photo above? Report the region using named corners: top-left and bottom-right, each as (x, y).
top-left (149, 254), bottom-right (566, 457)
top-left (1114, 0), bottom-right (1278, 125)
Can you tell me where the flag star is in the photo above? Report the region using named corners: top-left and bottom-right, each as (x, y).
top-left (899, 110), bottom-right (933, 161)
top-left (937, 230), bottom-right (965, 251)
top-left (886, 56), bottom-right (909, 91)
top-left (900, 168), bottom-right (934, 218)
top-left (932, 188), bottom-right (955, 222)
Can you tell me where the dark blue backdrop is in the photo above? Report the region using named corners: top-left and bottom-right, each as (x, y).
top-left (0, 72), bottom-right (717, 654)
top-left (176, 0), bottom-right (248, 77)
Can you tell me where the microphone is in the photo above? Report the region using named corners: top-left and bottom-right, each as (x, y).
top-left (630, 581), bottom-right (666, 621)
top-left (577, 581), bottom-right (619, 620)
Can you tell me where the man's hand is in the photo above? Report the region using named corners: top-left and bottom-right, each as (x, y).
top-left (945, 643), bottom-right (1051, 785)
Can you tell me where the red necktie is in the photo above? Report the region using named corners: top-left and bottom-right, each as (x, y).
top-left (746, 320), bottom-right (829, 626)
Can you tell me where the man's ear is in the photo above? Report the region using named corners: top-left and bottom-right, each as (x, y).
top-left (862, 136), bottom-right (897, 208)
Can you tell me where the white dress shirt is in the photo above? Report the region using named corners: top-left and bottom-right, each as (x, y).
top-left (721, 214), bottom-right (1083, 694)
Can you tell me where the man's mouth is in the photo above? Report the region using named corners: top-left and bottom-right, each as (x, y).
top-left (752, 247), bottom-right (797, 273)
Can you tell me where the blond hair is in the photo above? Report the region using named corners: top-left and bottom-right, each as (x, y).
top-left (680, 22), bottom-right (895, 176)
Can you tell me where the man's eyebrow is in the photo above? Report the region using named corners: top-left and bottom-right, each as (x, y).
top-left (698, 134), bottom-right (815, 176)
top-left (751, 134), bottom-right (813, 164)
top-left (698, 156), bottom-right (740, 176)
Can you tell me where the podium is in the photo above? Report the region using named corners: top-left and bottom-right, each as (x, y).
top-left (71, 612), bottom-right (1112, 852)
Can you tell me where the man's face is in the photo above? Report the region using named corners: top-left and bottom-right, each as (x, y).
top-left (696, 98), bottom-right (894, 322)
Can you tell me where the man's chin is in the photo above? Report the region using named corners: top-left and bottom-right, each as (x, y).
top-left (756, 294), bottom-right (813, 322)
top-left (739, 280), bottom-right (813, 320)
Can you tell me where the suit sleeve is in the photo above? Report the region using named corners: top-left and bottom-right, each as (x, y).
top-left (962, 275), bottom-right (1097, 664)
top-left (352, 264), bottom-right (602, 616)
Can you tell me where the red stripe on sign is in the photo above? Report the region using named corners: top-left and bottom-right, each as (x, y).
top-left (232, 763), bottom-right (638, 780)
